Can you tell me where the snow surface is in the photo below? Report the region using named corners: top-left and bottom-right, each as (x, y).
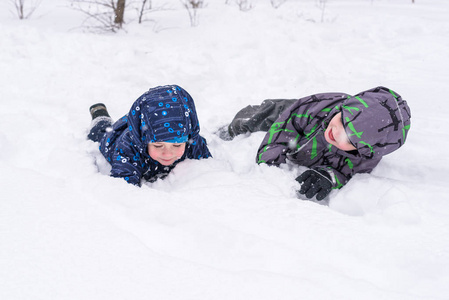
top-left (1, 0), bottom-right (449, 299)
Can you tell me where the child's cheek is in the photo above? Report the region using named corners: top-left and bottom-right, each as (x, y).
top-left (177, 148), bottom-right (186, 157)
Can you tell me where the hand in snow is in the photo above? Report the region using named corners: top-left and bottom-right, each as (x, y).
top-left (296, 169), bottom-right (333, 201)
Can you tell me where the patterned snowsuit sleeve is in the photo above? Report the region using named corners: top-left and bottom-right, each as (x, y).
top-left (256, 118), bottom-right (298, 165)
top-left (256, 95), bottom-right (319, 166)
top-left (312, 155), bottom-right (382, 189)
top-left (109, 132), bottom-right (145, 186)
top-left (188, 136), bottom-right (212, 159)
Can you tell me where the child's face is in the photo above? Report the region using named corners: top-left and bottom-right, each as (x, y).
top-left (324, 112), bottom-right (357, 151)
top-left (148, 142), bottom-right (186, 166)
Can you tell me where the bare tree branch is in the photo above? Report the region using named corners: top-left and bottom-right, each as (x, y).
top-left (236, 0), bottom-right (253, 11)
top-left (10, 0), bottom-right (42, 19)
top-left (71, 0), bottom-right (127, 32)
top-left (180, 0), bottom-right (204, 27)
top-left (270, 0), bottom-right (287, 9)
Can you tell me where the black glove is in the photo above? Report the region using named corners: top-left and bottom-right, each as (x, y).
top-left (296, 169), bottom-right (333, 201)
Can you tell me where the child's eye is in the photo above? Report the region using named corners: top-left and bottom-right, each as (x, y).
top-left (173, 144), bottom-right (182, 148)
top-left (152, 144), bottom-right (163, 148)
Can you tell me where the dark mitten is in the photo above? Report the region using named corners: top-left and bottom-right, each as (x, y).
top-left (296, 169), bottom-right (333, 201)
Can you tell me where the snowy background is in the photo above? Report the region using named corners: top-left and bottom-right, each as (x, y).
top-left (1, 0), bottom-right (449, 299)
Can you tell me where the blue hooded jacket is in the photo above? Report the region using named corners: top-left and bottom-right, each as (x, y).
top-left (99, 85), bottom-right (212, 185)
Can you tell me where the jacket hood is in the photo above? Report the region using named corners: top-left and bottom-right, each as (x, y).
top-left (126, 85), bottom-right (201, 154)
top-left (341, 86), bottom-right (411, 159)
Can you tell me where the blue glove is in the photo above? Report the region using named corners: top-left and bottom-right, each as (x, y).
top-left (296, 169), bottom-right (333, 201)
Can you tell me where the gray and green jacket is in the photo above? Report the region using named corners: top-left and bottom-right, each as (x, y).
top-left (257, 86), bottom-right (411, 189)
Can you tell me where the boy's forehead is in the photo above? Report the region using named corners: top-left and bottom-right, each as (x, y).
top-left (150, 141), bottom-right (186, 145)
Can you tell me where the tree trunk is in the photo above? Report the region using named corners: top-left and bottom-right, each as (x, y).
top-left (114, 0), bottom-right (126, 27)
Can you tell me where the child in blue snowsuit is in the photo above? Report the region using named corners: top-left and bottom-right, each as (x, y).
top-left (87, 85), bottom-right (212, 185)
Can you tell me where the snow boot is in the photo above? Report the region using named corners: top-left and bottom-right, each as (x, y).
top-left (217, 125), bottom-right (234, 141)
top-left (89, 103), bottom-right (110, 120)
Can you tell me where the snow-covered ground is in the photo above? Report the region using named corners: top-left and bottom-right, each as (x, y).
top-left (1, 0), bottom-right (449, 299)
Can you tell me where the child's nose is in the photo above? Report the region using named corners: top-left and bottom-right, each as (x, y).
top-left (161, 147), bottom-right (174, 157)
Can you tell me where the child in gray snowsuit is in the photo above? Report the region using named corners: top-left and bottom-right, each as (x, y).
top-left (220, 86), bottom-right (411, 200)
